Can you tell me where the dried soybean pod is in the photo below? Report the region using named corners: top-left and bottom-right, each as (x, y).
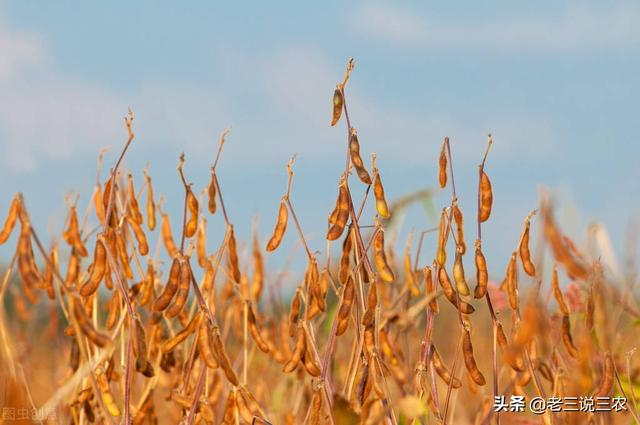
top-left (71, 297), bottom-right (110, 348)
top-left (436, 208), bottom-right (448, 267)
top-left (439, 267), bottom-right (475, 314)
top-left (496, 322), bottom-right (525, 372)
top-left (197, 319), bottom-right (219, 369)
top-left (161, 212), bottom-right (178, 258)
top-left (349, 128), bottom-right (372, 184)
top-left (161, 312), bottom-right (200, 352)
top-left (0, 195), bottom-right (20, 244)
top-left (288, 292), bottom-right (301, 338)
top-left (506, 252), bottom-right (519, 311)
top-left (248, 305), bottom-right (270, 353)
top-left (336, 276), bottom-right (355, 336)
top-left (95, 184), bottom-right (106, 225)
top-left (64, 206), bottom-right (88, 257)
top-left (227, 224), bottom-right (241, 283)
top-left (235, 388), bottom-right (258, 424)
top-left (252, 230), bottom-right (264, 301)
top-left (438, 140), bottom-right (448, 188)
top-left (131, 316), bottom-right (147, 358)
top-left (127, 174), bottom-right (143, 224)
top-left (221, 389), bottom-right (238, 425)
top-left (105, 289), bottom-right (119, 331)
top-left (594, 354), bottom-right (614, 397)
top-left (373, 225), bottom-right (395, 282)
top-left (331, 86), bottom-right (343, 126)
top-left (452, 203), bottom-right (466, 254)
top-left (17, 225), bottom-right (42, 303)
top-left (283, 326), bottom-right (306, 373)
top-left (185, 189), bottom-right (199, 238)
top-left (561, 314), bottom-right (578, 358)
top-left (519, 214), bottom-right (536, 276)
top-left (453, 250), bottom-right (469, 296)
top-left (431, 344), bottom-right (462, 388)
top-left (43, 249), bottom-right (56, 300)
top-left (479, 170), bottom-right (493, 222)
top-left (474, 241), bottom-right (488, 299)
top-left (424, 267), bottom-right (438, 313)
top-left (69, 339), bottom-right (80, 372)
top-left (80, 240), bottom-right (106, 296)
top-left (212, 329), bottom-right (239, 386)
top-left (115, 231), bottom-right (134, 280)
top-left (166, 258), bottom-right (191, 318)
top-left (463, 328), bottom-right (486, 386)
top-left (207, 171), bottom-right (217, 214)
top-left (266, 197), bottom-right (288, 251)
top-left (196, 217), bottom-right (207, 268)
top-left (372, 158), bottom-right (390, 218)
top-left (552, 264), bottom-right (569, 315)
top-left (153, 257), bottom-right (181, 311)
top-left (144, 171), bottom-right (156, 231)
top-left (302, 345), bottom-right (321, 377)
top-left (339, 229), bottom-right (353, 284)
top-left (96, 368), bottom-right (121, 417)
top-left (127, 216), bottom-right (149, 256)
top-left (308, 386), bottom-right (323, 425)
top-left (404, 236), bottom-right (419, 296)
top-left (327, 180), bottom-right (349, 241)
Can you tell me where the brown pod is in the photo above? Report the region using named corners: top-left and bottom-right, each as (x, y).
top-left (349, 129), bottom-right (372, 184)
top-left (336, 276), bottom-right (355, 336)
top-left (252, 231), bottom-right (264, 301)
top-left (144, 171), bottom-right (156, 231)
top-left (185, 189), bottom-right (199, 238)
top-left (102, 178), bottom-right (118, 228)
top-left (424, 267), bottom-right (438, 313)
top-left (248, 305), bottom-right (270, 353)
top-left (207, 171), bottom-right (217, 214)
top-left (266, 197), bottom-right (288, 251)
top-left (479, 170), bottom-right (493, 222)
top-left (474, 242), bottom-right (488, 299)
top-left (438, 140), bottom-right (448, 188)
top-left (552, 264), bottom-right (569, 315)
top-left (308, 387), bottom-right (323, 425)
top-left (0, 195), bottom-right (20, 244)
top-left (80, 240), bottom-right (107, 296)
top-left (496, 322), bottom-right (525, 372)
top-left (373, 227), bottom-right (395, 282)
top-left (105, 289), bottom-right (120, 331)
top-left (373, 171), bottom-right (389, 218)
top-left (519, 218), bottom-right (536, 276)
top-left (452, 203), bottom-right (466, 254)
top-left (196, 217), bottom-right (207, 268)
top-left (131, 316), bottom-right (147, 358)
top-left (166, 258), bottom-right (191, 318)
top-left (404, 241), bottom-right (419, 296)
top-left (561, 314), bottom-right (578, 358)
top-left (327, 181), bottom-right (349, 241)
top-left (161, 213), bottom-right (178, 258)
top-left (462, 329), bottom-right (486, 385)
top-left (594, 354), bottom-right (614, 397)
top-left (221, 389), bottom-right (238, 424)
top-left (115, 231), bottom-right (134, 280)
top-left (453, 250), bottom-right (469, 296)
top-left (153, 257), bottom-right (181, 311)
top-left (161, 312), bottom-right (200, 352)
top-left (331, 87), bottom-right (343, 126)
top-left (127, 216), bottom-right (149, 256)
top-left (338, 229), bottom-right (353, 284)
top-left (197, 318), bottom-right (219, 369)
top-left (227, 224), bottom-right (241, 283)
top-left (283, 326), bottom-right (306, 373)
top-left (63, 206), bottom-right (88, 257)
top-left (212, 329), bottom-right (239, 386)
top-left (95, 184), bottom-right (106, 225)
top-left (439, 267), bottom-right (475, 314)
top-left (17, 225), bottom-right (42, 303)
top-left (506, 253), bottom-right (519, 311)
top-left (302, 345), bottom-right (321, 377)
top-left (288, 291), bottom-right (301, 338)
top-left (127, 174), bottom-right (143, 224)
top-left (71, 297), bottom-right (110, 348)
top-left (96, 367), bottom-right (121, 417)
top-left (431, 344), bottom-right (462, 388)
top-left (436, 208), bottom-right (448, 267)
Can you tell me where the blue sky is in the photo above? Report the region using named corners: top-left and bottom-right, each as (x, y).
top-left (0, 1), bottom-right (638, 280)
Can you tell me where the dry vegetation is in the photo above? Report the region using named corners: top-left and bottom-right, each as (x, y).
top-left (0, 58), bottom-right (639, 425)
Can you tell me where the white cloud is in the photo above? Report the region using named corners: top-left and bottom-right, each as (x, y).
top-left (354, 3), bottom-right (640, 51)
